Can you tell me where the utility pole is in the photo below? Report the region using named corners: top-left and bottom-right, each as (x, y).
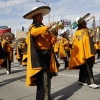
top-left (53, 13), bottom-right (54, 22)
top-left (99, 17), bottom-right (100, 26)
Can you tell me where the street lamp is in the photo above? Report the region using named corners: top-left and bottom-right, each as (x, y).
top-left (36, 0), bottom-right (50, 24)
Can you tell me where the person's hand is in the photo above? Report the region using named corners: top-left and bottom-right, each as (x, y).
top-left (46, 22), bottom-right (55, 35)
top-left (90, 33), bottom-right (95, 37)
top-left (90, 28), bottom-right (97, 37)
top-left (46, 22), bottom-right (55, 29)
top-left (93, 28), bottom-right (97, 33)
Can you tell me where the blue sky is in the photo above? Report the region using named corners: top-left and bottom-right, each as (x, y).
top-left (0, 0), bottom-right (100, 34)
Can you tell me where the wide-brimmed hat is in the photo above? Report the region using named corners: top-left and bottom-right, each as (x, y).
top-left (71, 13), bottom-right (90, 29)
top-left (23, 6), bottom-right (51, 19)
top-left (2, 32), bottom-right (14, 39)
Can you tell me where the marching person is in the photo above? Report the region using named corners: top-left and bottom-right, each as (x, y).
top-left (59, 31), bottom-right (70, 69)
top-left (97, 40), bottom-right (100, 59)
top-left (0, 36), bottom-right (5, 67)
top-left (0, 36), bottom-right (2, 42)
top-left (16, 38), bottom-right (27, 66)
top-left (1, 32), bottom-right (14, 74)
top-left (23, 6), bottom-right (59, 100)
top-left (68, 13), bottom-right (99, 89)
top-left (64, 30), bottom-right (71, 61)
top-left (53, 39), bottom-right (60, 58)
top-left (21, 34), bottom-right (29, 67)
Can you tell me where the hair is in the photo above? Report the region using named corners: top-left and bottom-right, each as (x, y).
top-left (77, 24), bottom-right (82, 28)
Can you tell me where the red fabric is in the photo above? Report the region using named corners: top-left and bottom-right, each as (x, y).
top-left (0, 27), bottom-right (11, 36)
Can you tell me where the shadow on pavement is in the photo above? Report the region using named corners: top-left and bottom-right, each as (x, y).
top-left (11, 69), bottom-right (26, 74)
top-left (94, 74), bottom-right (100, 85)
top-left (11, 62), bottom-right (19, 65)
top-left (0, 69), bottom-right (26, 76)
top-left (0, 67), bottom-right (5, 70)
top-left (51, 74), bottom-right (100, 100)
top-left (0, 72), bottom-right (6, 76)
top-left (51, 82), bottom-right (82, 100)
top-left (0, 75), bottom-right (25, 87)
top-left (16, 94), bottom-right (35, 100)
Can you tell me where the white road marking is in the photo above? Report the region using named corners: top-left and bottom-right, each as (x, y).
top-left (59, 73), bottom-right (79, 77)
top-left (11, 68), bottom-right (22, 70)
top-left (58, 73), bottom-right (99, 79)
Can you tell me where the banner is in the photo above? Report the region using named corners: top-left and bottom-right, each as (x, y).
top-left (60, 19), bottom-right (71, 27)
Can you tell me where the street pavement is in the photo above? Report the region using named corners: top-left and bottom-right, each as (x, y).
top-left (0, 57), bottom-right (100, 100)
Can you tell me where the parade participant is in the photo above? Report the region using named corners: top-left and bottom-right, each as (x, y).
top-left (68, 13), bottom-right (99, 88)
top-left (23, 6), bottom-right (59, 100)
top-left (93, 42), bottom-right (99, 64)
top-left (0, 36), bottom-right (2, 42)
top-left (0, 36), bottom-right (5, 67)
top-left (64, 30), bottom-right (71, 60)
top-left (1, 32), bottom-right (14, 74)
top-left (97, 40), bottom-right (100, 59)
top-left (88, 29), bottom-right (99, 55)
top-left (16, 38), bottom-right (27, 66)
top-left (53, 38), bottom-right (60, 58)
top-left (21, 34), bottom-right (29, 66)
top-left (59, 31), bottom-right (69, 69)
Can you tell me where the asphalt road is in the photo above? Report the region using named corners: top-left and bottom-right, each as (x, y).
top-left (0, 57), bottom-right (100, 100)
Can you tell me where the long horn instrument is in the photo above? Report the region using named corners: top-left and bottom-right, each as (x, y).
top-left (86, 16), bottom-right (96, 42)
top-left (48, 21), bottom-right (64, 35)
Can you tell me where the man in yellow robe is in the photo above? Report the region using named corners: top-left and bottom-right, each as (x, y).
top-left (23, 6), bottom-right (59, 100)
top-left (0, 36), bottom-right (5, 67)
top-left (59, 31), bottom-right (70, 69)
top-left (68, 13), bottom-right (99, 88)
top-left (97, 40), bottom-right (100, 59)
top-left (1, 32), bottom-right (14, 74)
top-left (53, 40), bottom-right (60, 58)
top-left (16, 38), bottom-right (27, 66)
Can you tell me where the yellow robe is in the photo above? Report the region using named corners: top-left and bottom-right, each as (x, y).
top-left (26, 25), bottom-right (59, 86)
top-left (59, 37), bottom-right (68, 59)
top-left (21, 41), bottom-right (27, 66)
top-left (97, 41), bottom-right (100, 49)
top-left (16, 43), bottom-right (21, 60)
top-left (0, 42), bottom-right (5, 66)
top-left (54, 41), bottom-right (59, 53)
top-left (2, 39), bottom-right (13, 62)
top-left (94, 43), bottom-right (99, 51)
top-left (0, 43), bottom-right (5, 67)
top-left (68, 28), bottom-right (96, 70)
